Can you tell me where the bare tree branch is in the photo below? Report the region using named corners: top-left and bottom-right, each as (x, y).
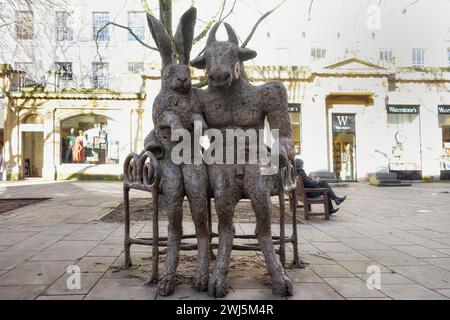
top-left (307, 0), bottom-right (315, 21)
top-left (241, 0), bottom-right (288, 48)
top-left (193, 0), bottom-right (226, 44)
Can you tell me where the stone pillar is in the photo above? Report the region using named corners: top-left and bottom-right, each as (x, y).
top-left (42, 108), bottom-right (56, 180)
top-left (301, 94), bottom-right (329, 174)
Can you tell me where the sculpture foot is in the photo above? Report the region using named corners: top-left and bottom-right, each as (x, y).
top-left (208, 272), bottom-right (228, 298)
top-left (158, 273), bottom-right (177, 296)
top-left (272, 273), bottom-right (293, 297)
top-left (192, 272), bottom-right (209, 292)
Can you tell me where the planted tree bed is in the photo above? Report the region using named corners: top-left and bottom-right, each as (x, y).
top-left (102, 198), bottom-right (291, 224)
top-left (0, 198), bottom-right (49, 214)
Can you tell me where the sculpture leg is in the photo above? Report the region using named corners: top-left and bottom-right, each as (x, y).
top-left (208, 165), bottom-right (238, 298)
top-left (182, 164), bottom-right (210, 292)
top-left (158, 161), bottom-right (184, 296)
top-left (244, 165), bottom-right (293, 296)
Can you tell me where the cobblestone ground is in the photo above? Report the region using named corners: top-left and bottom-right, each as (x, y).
top-left (0, 180), bottom-right (449, 300)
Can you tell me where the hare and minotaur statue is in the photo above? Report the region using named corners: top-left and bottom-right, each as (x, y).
top-left (141, 8), bottom-right (295, 298)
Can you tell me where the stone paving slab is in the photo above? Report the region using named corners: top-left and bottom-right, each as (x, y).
top-left (0, 181), bottom-right (449, 300)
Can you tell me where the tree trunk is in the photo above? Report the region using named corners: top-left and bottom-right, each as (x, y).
top-left (159, 0), bottom-right (172, 37)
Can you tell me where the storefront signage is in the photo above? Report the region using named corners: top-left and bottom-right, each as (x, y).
top-left (387, 105), bottom-right (419, 114)
top-left (332, 114), bottom-right (355, 133)
top-left (438, 105), bottom-right (450, 114)
top-left (288, 103), bottom-right (301, 113)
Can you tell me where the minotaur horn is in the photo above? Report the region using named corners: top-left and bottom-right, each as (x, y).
top-left (207, 23), bottom-right (220, 46)
top-left (224, 23), bottom-right (239, 45)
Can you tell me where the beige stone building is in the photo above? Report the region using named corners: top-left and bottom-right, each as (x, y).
top-left (0, 0), bottom-right (449, 182)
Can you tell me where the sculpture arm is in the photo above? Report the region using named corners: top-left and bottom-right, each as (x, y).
top-left (263, 82), bottom-right (296, 165)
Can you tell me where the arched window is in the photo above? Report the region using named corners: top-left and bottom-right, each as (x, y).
top-left (61, 114), bottom-right (120, 164)
top-left (23, 114), bottom-right (44, 124)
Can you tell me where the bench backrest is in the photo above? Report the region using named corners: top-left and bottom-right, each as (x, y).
top-left (296, 175), bottom-right (306, 201)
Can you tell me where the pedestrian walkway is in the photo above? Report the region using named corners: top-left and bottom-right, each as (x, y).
top-left (0, 180), bottom-right (449, 300)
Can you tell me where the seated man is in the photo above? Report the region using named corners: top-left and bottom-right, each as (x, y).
top-left (295, 158), bottom-right (346, 214)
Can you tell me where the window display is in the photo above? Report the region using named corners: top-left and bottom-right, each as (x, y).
top-left (288, 103), bottom-right (301, 154)
top-left (438, 106), bottom-right (450, 172)
top-left (387, 105), bottom-right (422, 174)
top-left (61, 115), bottom-right (120, 164)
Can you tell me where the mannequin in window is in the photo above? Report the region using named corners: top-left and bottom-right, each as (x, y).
top-left (65, 128), bottom-right (76, 163)
top-left (345, 143), bottom-right (353, 180)
top-left (72, 130), bottom-right (86, 163)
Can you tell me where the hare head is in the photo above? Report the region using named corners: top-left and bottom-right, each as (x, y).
top-left (147, 7), bottom-right (197, 94)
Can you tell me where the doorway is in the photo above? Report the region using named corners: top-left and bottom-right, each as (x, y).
top-left (22, 131), bottom-right (44, 178)
top-left (332, 114), bottom-right (357, 181)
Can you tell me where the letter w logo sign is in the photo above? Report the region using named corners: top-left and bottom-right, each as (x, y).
top-left (337, 116), bottom-right (348, 126)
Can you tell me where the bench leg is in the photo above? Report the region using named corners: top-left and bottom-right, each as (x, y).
top-left (279, 192), bottom-right (286, 268)
top-left (150, 188), bottom-right (159, 283)
top-left (123, 185), bottom-right (132, 269)
top-left (291, 191), bottom-right (302, 268)
top-left (304, 202), bottom-right (310, 220)
top-left (324, 194), bottom-right (330, 220)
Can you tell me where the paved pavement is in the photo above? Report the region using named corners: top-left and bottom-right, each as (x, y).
top-left (0, 180), bottom-right (449, 300)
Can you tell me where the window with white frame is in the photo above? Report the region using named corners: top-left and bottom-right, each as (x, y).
top-left (311, 48), bottom-right (326, 60)
top-left (93, 12), bottom-right (110, 41)
top-left (379, 49), bottom-right (394, 63)
top-left (55, 62), bottom-right (73, 80)
top-left (412, 48), bottom-right (425, 67)
top-left (92, 62), bottom-right (109, 88)
top-left (128, 62), bottom-right (144, 74)
top-left (15, 11), bottom-right (33, 40)
top-left (128, 12), bottom-right (145, 41)
top-left (56, 11), bottom-right (73, 41)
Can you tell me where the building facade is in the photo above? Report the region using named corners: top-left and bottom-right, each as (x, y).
top-left (0, 0), bottom-right (449, 181)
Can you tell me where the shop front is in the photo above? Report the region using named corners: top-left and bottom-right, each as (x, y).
top-left (331, 114), bottom-right (357, 181)
top-left (387, 104), bottom-right (423, 180)
top-left (2, 91), bottom-right (148, 181)
top-left (438, 105), bottom-right (450, 180)
top-left (288, 103), bottom-right (301, 154)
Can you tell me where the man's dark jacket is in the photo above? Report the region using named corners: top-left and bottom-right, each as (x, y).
top-left (296, 168), bottom-right (320, 189)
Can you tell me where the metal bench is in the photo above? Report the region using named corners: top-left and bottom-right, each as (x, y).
top-left (123, 151), bottom-right (302, 283)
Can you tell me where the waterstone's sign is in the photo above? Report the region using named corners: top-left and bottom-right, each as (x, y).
top-left (438, 105), bottom-right (450, 115)
top-left (288, 103), bottom-right (301, 113)
top-left (387, 105), bottom-right (419, 114)
top-left (332, 114), bottom-right (355, 133)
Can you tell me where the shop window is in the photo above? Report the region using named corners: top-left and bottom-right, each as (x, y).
top-left (387, 108), bottom-right (422, 176)
top-left (61, 115), bottom-right (120, 165)
top-left (288, 103), bottom-right (301, 154)
top-left (438, 107), bottom-right (450, 173)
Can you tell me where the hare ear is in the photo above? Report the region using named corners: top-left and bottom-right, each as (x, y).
top-left (174, 7), bottom-right (197, 65)
top-left (146, 13), bottom-right (174, 68)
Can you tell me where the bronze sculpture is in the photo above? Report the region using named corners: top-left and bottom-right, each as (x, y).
top-left (135, 8), bottom-right (296, 298)
top-left (190, 23), bottom-right (295, 297)
top-left (145, 8), bottom-right (210, 296)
